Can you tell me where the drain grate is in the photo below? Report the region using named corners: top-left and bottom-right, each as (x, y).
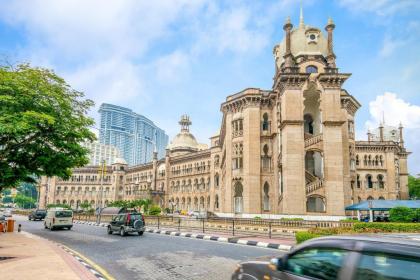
top-left (0, 256), bottom-right (16, 261)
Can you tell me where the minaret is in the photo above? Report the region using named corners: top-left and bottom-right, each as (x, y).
top-left (379, 122), bottom-right (384, 142)
top-left (282, 17), bottom-right (295, 72)
top-left (399, 122), bottom-right (404, 148)
top-left (325, 17), bottom-right (336, 69)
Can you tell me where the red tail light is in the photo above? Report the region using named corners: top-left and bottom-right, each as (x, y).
top-left (126, 214), bottom-right (131, 225)
top-left (142, 215), bottom-right (145, 225)
top-left (53, 218), bottom-right (55, 223)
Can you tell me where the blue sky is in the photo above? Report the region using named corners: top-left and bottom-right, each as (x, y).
top-left (0, 0), bottom-right (419, 174)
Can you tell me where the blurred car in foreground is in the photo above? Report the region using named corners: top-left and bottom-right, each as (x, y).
top-left (232, 235), bottom-right (420, 280)
top-left (28, 209), bottom-right (47, 221)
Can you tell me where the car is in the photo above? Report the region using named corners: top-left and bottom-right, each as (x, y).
top-left (232, 235), bottom-right (420, 280)
top-left (3, 209), bottom-right (12, 217)
top-left (44, 208), bottom-right (73, 230)
top-left (107, 212), bottom-right (145, 236)
top-left (28, 209), bottom-right (47, 221)
top-left (189, 211), bottom-right (207, 219)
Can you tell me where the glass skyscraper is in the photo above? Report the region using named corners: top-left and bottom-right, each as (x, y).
top-left (98, 103), bottom-right (169, 166)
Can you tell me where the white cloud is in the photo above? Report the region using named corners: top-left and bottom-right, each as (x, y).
top-left (365, 92), bottom-right (420, 129)
top-left (379, 36), bottom-right (406, 58)
top-left (338, 0), bottom-right (420, 16)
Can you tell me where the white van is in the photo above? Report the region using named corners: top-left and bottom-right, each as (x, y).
top-left (44, 208), bottom-right (73, 230)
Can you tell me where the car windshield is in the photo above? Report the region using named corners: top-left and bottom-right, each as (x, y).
top-left (37, 210), bottom-right (46, 213)
top-left (55, 211), bottom-right (72, 218)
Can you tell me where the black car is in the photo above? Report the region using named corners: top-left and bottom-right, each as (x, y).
top-left (107, 212), bottom-right (145, 236)
top-left (232, 235), bottom-right (420, 280)
top-left (28, 209), bottom-right (47, 221)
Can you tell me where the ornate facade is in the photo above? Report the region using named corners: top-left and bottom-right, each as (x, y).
top-left (39, 16), bottom-right (409, 219)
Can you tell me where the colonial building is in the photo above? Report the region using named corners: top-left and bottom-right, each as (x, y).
top-left (39, 15), bottom-right (409, 219)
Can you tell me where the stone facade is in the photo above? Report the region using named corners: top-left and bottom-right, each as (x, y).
top-left (39, 16), bottom-right (409, 219)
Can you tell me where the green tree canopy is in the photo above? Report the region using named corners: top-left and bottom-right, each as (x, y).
top-left (0, 64), bottom-right (96, 190)
top-left (408, 175), bottom-right (420, 199)
top-left (14, 193), bottom-right (36, 209)
top-left (389, 206), bottom-right (415, 223)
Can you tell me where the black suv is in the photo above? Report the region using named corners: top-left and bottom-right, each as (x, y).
top-left (107, 212), bottom-right (145, 236)
top-left (232, 235), bottom-right (420, 280)
top-left (28, 209), bottom-right (47, 221)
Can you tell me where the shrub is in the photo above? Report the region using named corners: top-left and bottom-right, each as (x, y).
top-left (389, 206), bottom-right (415, 222)
top-left (280, 217), bottom-right (304, 221)
top-left (46, 203), bottom-right (71, 209)
top-left (296, 231), bottom-right (321, 244)
top-left (254, 216), bottom-right (262, 220)
top-left (353, 222), bottom-right (420, 233)
top-left (149, 205), bottom-right (161, 216)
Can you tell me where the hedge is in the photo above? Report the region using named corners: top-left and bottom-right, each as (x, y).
top-left (353, 222), bottom-right (420, 233)
top-left (296, 223), bottom-right (420, 243)
top-left (296, 231), bottom-right (321, 244)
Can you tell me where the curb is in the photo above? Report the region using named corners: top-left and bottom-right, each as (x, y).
top-left (57, 243), bottom-right (115, 280)
top-left (74, 220), bottom-right (292, 251)
top-left (22, 231), bottom-right (114, 280)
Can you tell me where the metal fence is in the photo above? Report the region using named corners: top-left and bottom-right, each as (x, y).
top-left (73, 214), bottom-right (354, 239)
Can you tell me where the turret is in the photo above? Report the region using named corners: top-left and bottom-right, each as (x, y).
top-left (379, 122), bottom-right (384, 141)
top-left (325, 17), bottom-right (336, 68)
top-left (399, 122), bottom-right (404, 148)
top-left (282, 17), bottom-right (295, 72)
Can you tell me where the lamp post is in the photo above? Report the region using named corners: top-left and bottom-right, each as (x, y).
top-left (368, 200), bottom-right (373, 222)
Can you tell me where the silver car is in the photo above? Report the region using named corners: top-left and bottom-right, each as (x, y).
top-left (232, 235), bottom-right (420, 280)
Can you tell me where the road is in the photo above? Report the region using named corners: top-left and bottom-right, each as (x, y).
top-left (15, 215), bottom-right (283, 280)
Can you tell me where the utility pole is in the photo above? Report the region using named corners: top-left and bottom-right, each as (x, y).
top-left (98, 160), bottom-right (106, 209)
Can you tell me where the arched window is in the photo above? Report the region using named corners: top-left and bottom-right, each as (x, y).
top-left (234, 181), bottom-right (243, 214)
top-left (214, 195), bottom-right (219, 209)
top-left (366, 174), bottom-right (373, 188)
top-left (263, 182), bottom-right (270, 211)
top-left (262, 145), bottom-right (271, 171)
top-left (356, 155), bottom-right (359, 166)
top-left (377, 174), bottom-right (384, 189)
top-left (306, 196), bottom-right (325, 212)
top-left (304, 114), bottom-right (314, 135)
top-left (306, 65), bottom-right (318, 73)
top-left (367, 196), bottom-right (374, 200)
top-left (194, 197), bottom-right (198, 211)
top-left (356, 174), bottom-right (361, 188)
top-left (207, 196), bottom-right (210, 208)
top-left (378, 196), bottom-right (385, 200)
top-left (214, 173), bottom-right (219, 187)
top-left (358, 196), bottom-right (362, 203)
top-left (364, 155), bottom-right (367, 166)
top-left (262, 113), bottom-right (269, 131)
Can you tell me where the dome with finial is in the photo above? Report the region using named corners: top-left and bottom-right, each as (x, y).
top-left (274, 9), bottom-right (330, 67)
top-left (167, 115), bottom-right (200, 153)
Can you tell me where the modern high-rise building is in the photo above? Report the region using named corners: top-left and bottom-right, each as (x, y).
top-left (98, 103), bottom-right (169, 166)
top-left (81, 141), bottom-right (121, 166)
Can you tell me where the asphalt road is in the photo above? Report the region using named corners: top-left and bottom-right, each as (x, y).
top-left (15, 215), bottom-right (283, 280)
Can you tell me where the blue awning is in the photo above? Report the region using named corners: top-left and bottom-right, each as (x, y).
top-left (345, 200), bottom-right (420, 211)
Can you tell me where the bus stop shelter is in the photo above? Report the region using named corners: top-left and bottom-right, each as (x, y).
top-left (345, 200), bottom-right (420, 222)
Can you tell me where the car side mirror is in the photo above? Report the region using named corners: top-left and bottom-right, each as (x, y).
top-left (269, 258), bottom-right (283, 271)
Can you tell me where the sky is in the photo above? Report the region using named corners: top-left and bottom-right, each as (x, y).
top-left (0, 0), bottom-right (419, 174)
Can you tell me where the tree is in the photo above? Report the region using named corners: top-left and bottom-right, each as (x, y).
top-left (408, 175), bottom-right (420, 199)
top-left (80, 201), bottom-right (92, 212)
top-left (46, 203), bottom-right (71, 209)
top-left (389, 206), bottom-right (414, 223)
top-left (142, 198), bottom-right (152, 214)
top-left (14, 194), bottom-right (36, 209)
top-left (0, 64), bottom-right (96, 190)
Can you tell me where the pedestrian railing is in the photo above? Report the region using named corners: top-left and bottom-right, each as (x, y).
top-left (73, 214), bottom-right (354, 239)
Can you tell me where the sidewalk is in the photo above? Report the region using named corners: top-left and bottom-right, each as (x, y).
top-left (0, 231), bottom-right (99, 280)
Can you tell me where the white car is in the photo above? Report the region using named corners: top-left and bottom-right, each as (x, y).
top-left (44, 208), bottom-right (73, 230)
top-left (3, 209), bottom-right (12, 217)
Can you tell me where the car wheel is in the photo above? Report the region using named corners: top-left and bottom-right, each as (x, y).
top-left (28, 217), bottom-right (31, 221)
top-left (68, 226), bottom-right (72, 230)
top-left (50, 226), bottom-right (55, 231)
top-left (138, 231), bottom-right (144, 236)
top-left (44, 223), bottom-right (48, 229)
top-left (120, 228), bottom-right (126, 236)
top-left (107, 226), bottom-right (113, 235)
